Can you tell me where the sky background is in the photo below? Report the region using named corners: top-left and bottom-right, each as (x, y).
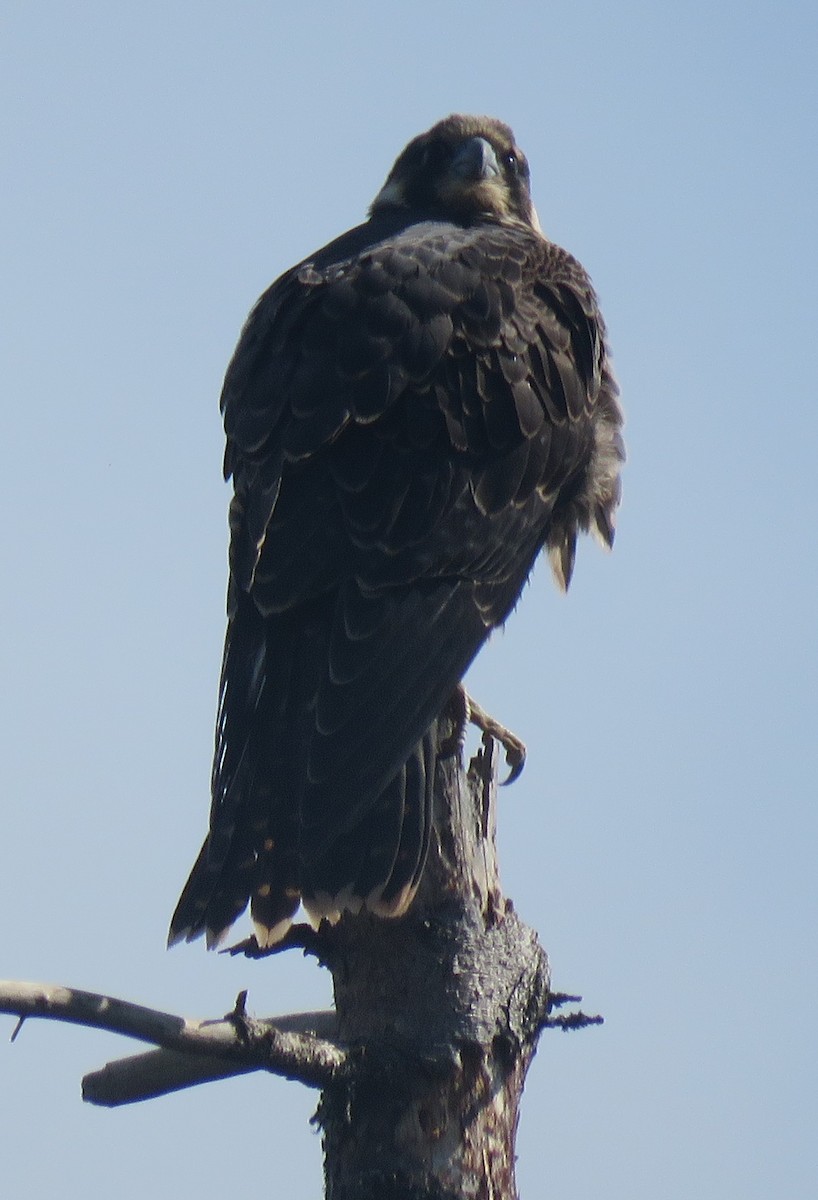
top-left (1, 2), bottom-right (816, 1196)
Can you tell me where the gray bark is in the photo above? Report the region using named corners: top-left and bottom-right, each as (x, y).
top-left (315, 727), bottom-right (551, 1199)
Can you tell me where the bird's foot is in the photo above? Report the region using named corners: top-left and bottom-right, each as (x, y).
top-left (452, 684), bottom-right (526, 784)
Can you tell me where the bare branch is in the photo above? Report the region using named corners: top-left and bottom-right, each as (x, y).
top-left (82, 1009), bottom-right (340, 1106)
top-left (0, 981), bottom-right (345, 1098)
top-left (224, 922), bottom-right (326, 960)
top-left (83, 1046), bottom-right (258, 1105)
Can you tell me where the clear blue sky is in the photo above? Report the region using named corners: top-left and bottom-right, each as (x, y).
top-left (2, 3), bottom-right (816, 1197)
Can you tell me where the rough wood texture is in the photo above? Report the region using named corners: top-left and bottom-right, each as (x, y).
top-left (316, 723), bottom-right (551, 1200)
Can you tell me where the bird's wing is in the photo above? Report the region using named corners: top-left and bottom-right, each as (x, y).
top-left (186, 218), bottom-right (621, 938)
top-left (221, 218), bottom-right (616, 590)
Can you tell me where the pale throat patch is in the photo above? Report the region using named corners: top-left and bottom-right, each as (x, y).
top-left (372, 178), bottom-right (406, 209)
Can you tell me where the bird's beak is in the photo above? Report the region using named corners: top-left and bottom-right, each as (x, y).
top-left (450, 136), bottom-right (501, 183)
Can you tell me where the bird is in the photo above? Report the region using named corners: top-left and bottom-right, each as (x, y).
top-left (169, 114), bottom-right (624, 951)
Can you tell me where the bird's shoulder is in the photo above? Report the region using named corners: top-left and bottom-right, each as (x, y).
top-left (221, 213), bottom-right (603, 474)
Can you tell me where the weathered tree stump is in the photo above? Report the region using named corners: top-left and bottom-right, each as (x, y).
top-left (315, 720), bottom-right (551, 1199)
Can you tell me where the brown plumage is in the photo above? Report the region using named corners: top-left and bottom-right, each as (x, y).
top-left (169, 115), bottom-right (624, 949)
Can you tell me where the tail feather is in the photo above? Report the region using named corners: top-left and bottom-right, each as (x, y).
top-left (169, 562), bottom-right (491, 950)
top-left (168, 836), bottom-right (255, 949)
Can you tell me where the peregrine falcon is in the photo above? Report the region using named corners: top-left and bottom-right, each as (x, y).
top-left (169, 114), bottom-right (624, 949)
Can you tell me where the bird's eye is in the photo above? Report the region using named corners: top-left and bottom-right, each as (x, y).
top-left (505, 150), bottom-right (530, 183)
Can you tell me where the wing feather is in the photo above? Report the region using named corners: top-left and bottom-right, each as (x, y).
top-left (171, 205), bottom-right (624, 948)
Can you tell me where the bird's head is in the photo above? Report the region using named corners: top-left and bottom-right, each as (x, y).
top-left (370, 114), bottom-right (541, 231)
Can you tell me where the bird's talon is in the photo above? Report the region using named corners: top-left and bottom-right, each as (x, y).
top-left (462, 688), bottom-right (526, 785)
top-left (501, 739), bottom-right (526, 785)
